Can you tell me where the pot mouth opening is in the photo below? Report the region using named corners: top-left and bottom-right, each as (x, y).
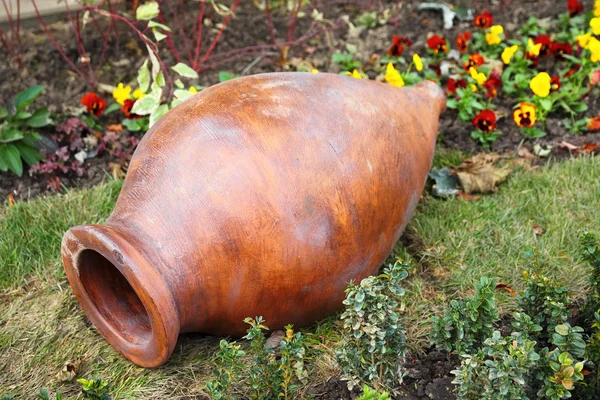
top-left (78, 249), bottom-right (152, 344)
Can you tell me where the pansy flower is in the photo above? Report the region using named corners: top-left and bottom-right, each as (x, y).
top-left (469, 67), bottom-right (486, 86)
top-left (463, 53), bottom-right (485, 71)
top-left (81, 93), bottom-right (107, 117)
top-left (589, 37), bottom-right (600, 62)
top-left (483, 71), bottom-right (502, 99)
top-left (474, 11), bottom-right (493, 28)
top-left (502, 45), bottom-right (519, 64)
top-left (550, 42), bottom-right (573, 61)
top-left (385, 63), bottom-right (405, 87)
top-left (568, 0), bottom-right (583, 16)
top-left (388, 35), bottom-right (412, 57)
top-left (592, 18), bottom-right (600, 35)
top-left (346, 69), bottom-right (362, 79)
top-left (121, 99), bottom-right (142, 120)
top-left (513, 102), bottom-right (536, 128)
top-left (113, 83), bottom-right (132, 106)
top-left (550, 75), bottom-right (561, 92)
top-left (534, 34), bottom-right (553, 57)
top-left (485, 25), bottom-right (504, 45)
top-left (446, 78), bottom-right (467, 94)
top-left (472, 110), bottom-right (497, 132)
top-left (576, 33), bottom-right (592, 49)
top-left (587, 116), bottom-right (600, 131)
top-left (413, 54), bottom-right (424, 71)
top-left (530, 72), bottom-right (551, 97)
top-left (456, 32), bottom-right (472, 53)
top-left (427, 35), bottom-right (448, 53)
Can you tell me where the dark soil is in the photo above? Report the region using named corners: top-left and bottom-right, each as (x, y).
top-left (308, 350), bottom-right (458, 399)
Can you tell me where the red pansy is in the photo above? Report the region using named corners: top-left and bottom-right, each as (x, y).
top-left (534, 34), bottom-right (553, 57)
top-left (427, 35), bottom-right (448, 53)
top-left (551, 75), bottom-right (561, 92)
top-left (121, 99), bottom-right (142, 119)
top-left (387, 35), bottom-right (412, 57)
top-left (456, 32), bottom-right (472, 53)
top-left (463, 53), bottom-right (485, 71)
top-left (550, 42), bottom-right (573, 61)
top-left (81, 93), bottom-right (107, 117)
top-left (483, 71), bottom-right (503, 99)
top-left (472, 110), bottom-right (497, 132)
top-left (474, 11), bottom-right (493, 29)
top-left (447, 78), bottom-right (468, 94)
top-left (568, 0), bottom-right (583, 17)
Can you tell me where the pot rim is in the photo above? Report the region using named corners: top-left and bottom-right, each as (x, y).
top-left (61, 224), bottom-right (180, 367)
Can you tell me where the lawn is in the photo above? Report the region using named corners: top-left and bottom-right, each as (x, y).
top-left (1, 153), bottom-right (598, 399)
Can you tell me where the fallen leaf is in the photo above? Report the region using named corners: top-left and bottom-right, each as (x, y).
top-left (56, 359), bottom-right (83, 382)
top-left (456, 154), bottom-right (512, 194)
top-left (496, 283), bottom-right (517, 296)
top-left (533, 224), bottom-right (545, 236)
top-left (304, 46), bottom-right (317, 55)
top-left (517, 147), bottom-right (538, 160)
top-left (428, 167), bottom-right (459, 198)
top-left (579, 143), bottom-right (600, 154)
top-left (108, 162), bottom-right (124, 179)
top-left (533, 144), bottom-right (552, 158)
top-left (7, 194), bottom-right (15, 206)
top-left (265, 330), bottom-right (285, 350)
top-left (47, 176), bottom-right (62, 191)
top-left (107, 124), bottom-right (123, 133)
top-left (456, 191), bottom-right (480, 201)
top-left (558, 141), bottom-right (579, 152)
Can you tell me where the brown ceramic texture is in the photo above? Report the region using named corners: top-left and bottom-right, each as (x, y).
top-left (61, 72), bottom-right (446, 367)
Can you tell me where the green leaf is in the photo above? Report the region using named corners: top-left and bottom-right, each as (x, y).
top-left (104, 103), bottom-right (121, 115)
top-left (0, 126), bottom-right (24, 143)
top-left (172, 62), bottom-right (199, 79)
top-left (173, 89), bottom-right (195, 102)
top-left (540, 98), bottom-right (553, 112)
top-left (122, 118), bottom-right (143, 132)
top-left (0, 144), bottom-right (23, 175)
top-left (136, 1), bottom-right (159, 20)
top-left (155, 71), bottom-right (165, 88)
top-left (218, 71), bottom-right (236, 82)
top-left (15, 111), bottom-right (32, 120)
top-left (146, 44), bottom-right (161, 81)
top-left (148, 20), bottom-right (171, 31)
top-left (137, 59), bottom-right (151, 93)
top-left (27, 108), bottom-right (52, 128)
top-left (149, 104), bottom-right (169, 127)
top-left (555, 324), bottom-right (569, 336)
top-left (153, 29), bottom-right (167, 42)
top-left (15, 142), bottom-right (43, 165)
top-left (14, 85), bottom-right (45, 112)
top-left (131, 96), bottom-right (159, 116)
top-left (0, 107), bottom-right (7, 119)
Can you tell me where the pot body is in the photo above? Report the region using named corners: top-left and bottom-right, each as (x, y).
top-left (62, 72), bottom-right (445, 367)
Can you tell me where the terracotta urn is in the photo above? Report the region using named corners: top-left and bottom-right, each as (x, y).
top-left (61, 72), bottom-right (445, 367)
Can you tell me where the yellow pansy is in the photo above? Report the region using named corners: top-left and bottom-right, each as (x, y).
top-left (470, 84), bottom-right (478, 93)
top-left (132, 88), bottom-right (145, 100)
top-left (346, 69), bottom-right (362, 79)
top-left (589, 37), bottom-right (600, 62)
top-left (485, 25), bottom-right (504, 45)
top-left (385, 62), bottom-right (404, 87)
top-left (469, 67), bottom-right (486, 86)
top-left (592, 18), bottom-right (600, 35)
top-left (501, 45), bottom-right (519, 64)
top-left (576, 33), bottom-right (591, 49)
top-left (112, 83), bottom-right (132, 106)
top-left (311, 69), bottom-right (319, 73)
top-left (527, 39), bottom-right (542, 57)
top-left (412, 54), bottom-right (423, 72)
top-left (596, 0), bottom-right (600, 16)
top-left (189, 86), bottom-right (198, 93)
top-left (529, 72), bottom-right (551, 97)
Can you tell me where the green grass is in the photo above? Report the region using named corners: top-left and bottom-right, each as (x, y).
top-left (1, 155), bottom-right (599, 398)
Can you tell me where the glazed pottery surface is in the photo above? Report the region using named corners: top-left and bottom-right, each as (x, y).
top-left (61, 72), bottom-right (445, 367)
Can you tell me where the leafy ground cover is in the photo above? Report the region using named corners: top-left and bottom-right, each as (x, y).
top-left (1, 154), bottom-right (598, 399)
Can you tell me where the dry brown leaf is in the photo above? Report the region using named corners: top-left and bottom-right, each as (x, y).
top-left (533, 224), bottom-right (545, 236)
top-left (456, 191), bottom-right (481, 201)
top-left (7, 193), bottom-right (15, 206)
top-left (56, 359), bottom-right (83, 382)
top-left (109, 162), bottom-right (124, 179)
top-left (579, 143), bottom-right (600, 154)
top-left (456, 153), bottom-right (512, 194)
top-left (107, 124), bottom-right (123, 133)
top-left (496, 283), bottom-right (517, 296)
top-left (558, 141), bottom-right (580, 152)
top-left (265, 330), bottom-right (285, 350)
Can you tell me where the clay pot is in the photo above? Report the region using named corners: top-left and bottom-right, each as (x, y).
top-left (61, 73), bottom-right (445, 367)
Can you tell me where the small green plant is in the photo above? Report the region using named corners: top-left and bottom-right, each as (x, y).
top-left (452, 331), bottom-right (540, 400)
top-left (356, 385), bottom-right (391, 399)
top-left (0, 85), bottom-right (49, 175)
top-left (332, 44), bottom-right (361, 72)
top-left (205, 339), bottom-right (246, 400)
top-left (431, 276), bottom-right (499, 354)
top-left (77, 377), bottom-right (111, 400)
top-left (243, 317), bottom-right (307, 400)
top-left (35, 388), bottom-right (63, 400)
top-left (354, 11), bottom-right (388, 29)
top-left (336, 260), bottom-right (409, 392)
